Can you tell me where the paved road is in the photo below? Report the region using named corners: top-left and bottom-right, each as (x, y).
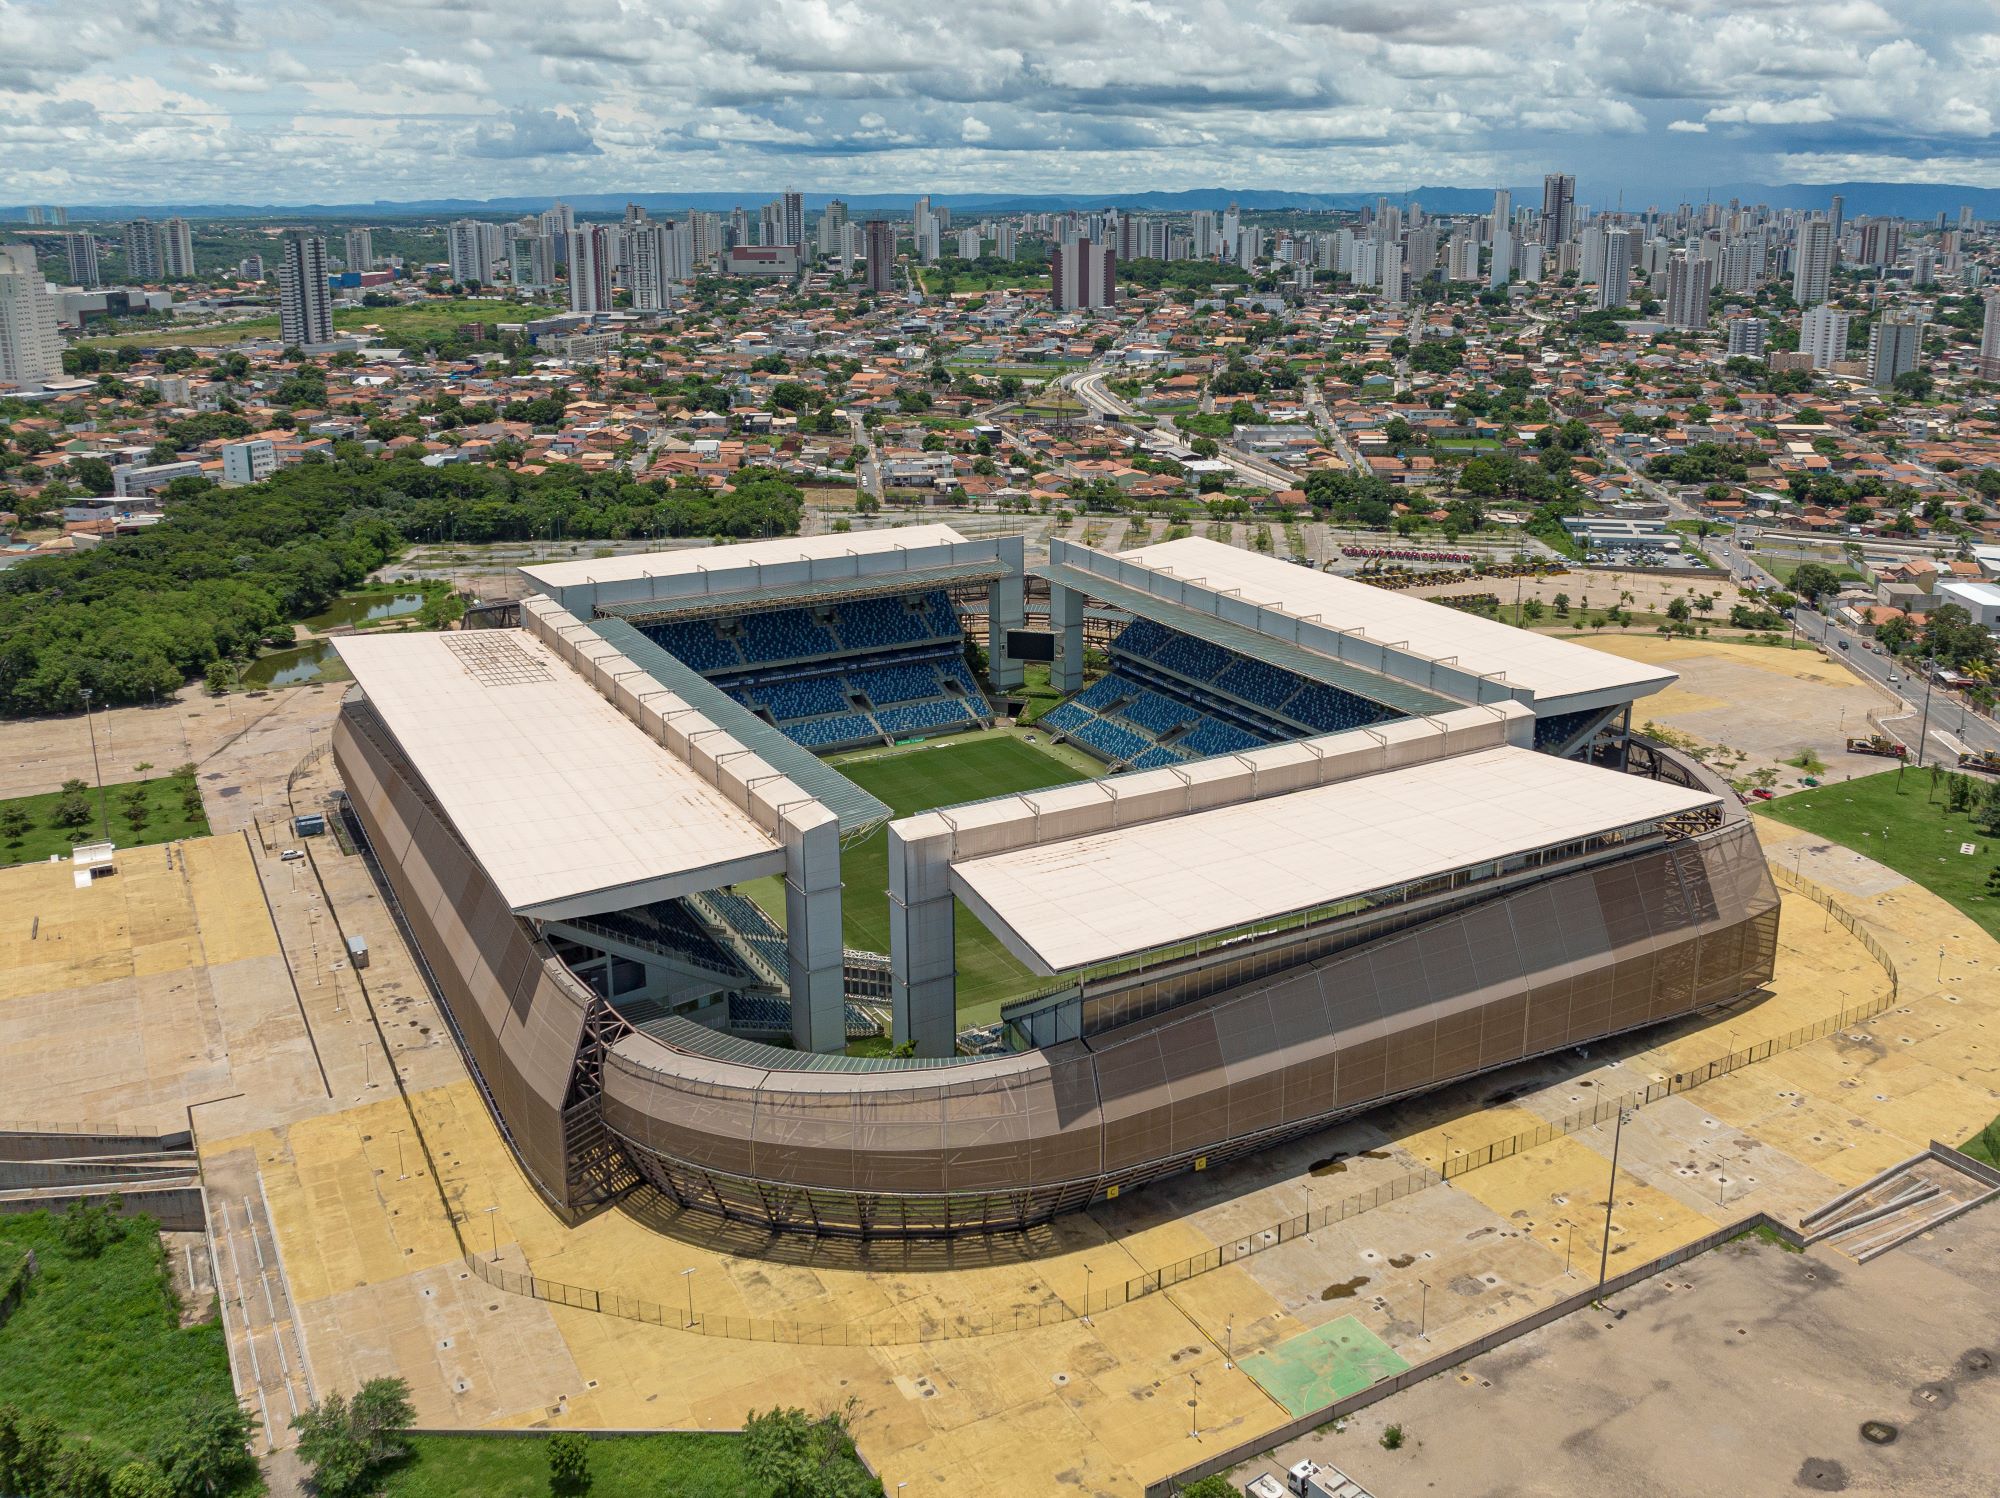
top-left (1067, 365), bottom-right (1293, 491)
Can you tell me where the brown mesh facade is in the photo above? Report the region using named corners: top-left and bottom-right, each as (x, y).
top-left (335, 703), bottom-right (590, 1211)
top-left (597, 818), bottom-right (1778, 1236)
top-left (336, 690), bottom-right (1780, 1235)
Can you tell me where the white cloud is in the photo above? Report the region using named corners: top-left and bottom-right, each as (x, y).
top-left (0, 0), bottom-right (1994, 200)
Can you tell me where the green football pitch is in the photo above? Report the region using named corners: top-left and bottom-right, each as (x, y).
top-left (743, 731), bottom-right (1095, 1025)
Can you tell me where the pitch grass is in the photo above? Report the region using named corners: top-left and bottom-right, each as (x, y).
top-left (1754, 766), bottom-right (1998, 942)
top-left (0, 1212), bottom-right (246, 1483)
top-left (745, 732), bottom-right (1094, 1025)
top-left (375, 1431), bottom-right (873, 1497)
top-left (0, 774), bottom-right (210, 868)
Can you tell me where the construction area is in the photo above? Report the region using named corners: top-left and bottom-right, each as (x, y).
top-left (2, 626), bottom-right (1998, 1497)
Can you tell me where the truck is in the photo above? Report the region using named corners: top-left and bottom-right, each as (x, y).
top-left (1960, 750), bottom-right (2000, 775)
top-left (1284, 1459), bottom-right (1377, 1498)
top-left (1845, 735), bottom-right (1907, 760)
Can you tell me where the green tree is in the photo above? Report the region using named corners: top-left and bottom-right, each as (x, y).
top-left (59, 1195), bottom-right (125, 1258)
top-left (203, 662), bottom-right (234, 697)
top-left (150, 1394), bottom-right (255, 1498)
top-left (110, 1463), bottom-right (174, 1498)
top-left (292, 1379), bottom-right (415, 1498)
top-left (50, 1438), bottom-right (113, 1498)
top-left (0, 805), bottom-right (29, 845)
top-left (742, 1403), bottom-right (879, 1498)
top-left (547, 1431), bottom-right (590, 1495)
top-left (1787, 562), bottom-right (1843, 605)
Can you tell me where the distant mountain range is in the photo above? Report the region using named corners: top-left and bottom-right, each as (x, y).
top-left (9, 182), bottom-right (1999, 222)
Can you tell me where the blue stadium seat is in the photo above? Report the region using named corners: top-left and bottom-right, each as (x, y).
top-left (735, 607), bottom-right (838, 663)
top-left (755, 674), bottom-right (851, 720)
top-left (1180, 715), bottom-right (1268, 757)
top-left (1214, 657), bottom-right (1301, 713)
top-left (876, 698), bottom-right (973, 735)
top-left (1069, 714), bottom-right (1151, 763)
top-left (1042, 702), bottom-right (1093, 736)
top-left (848, 660), bottom-right (943, 705)
top-left (1118, 688), bottom-right (1197, 736)
top-left (785, 713), bottom-right (880, 749)
top-left (644, 618), bottom-right (741, 673)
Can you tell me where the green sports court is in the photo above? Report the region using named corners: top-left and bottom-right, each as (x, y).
top-left (1238, 1316), bottom-right (1413, 1418)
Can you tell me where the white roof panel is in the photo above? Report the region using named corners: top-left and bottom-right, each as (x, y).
top-left (520, 524), bottom-right (972, 591)
top-left (334, 630), bottom-right (782, 917)
top-left (950, 745), bottom-right (1715, 973)
top-left (1113, 536), bottom-right (1676, 705)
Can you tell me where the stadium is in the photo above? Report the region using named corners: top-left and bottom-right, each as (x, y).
top-left (331, 528), bottom-right (1780, 1238)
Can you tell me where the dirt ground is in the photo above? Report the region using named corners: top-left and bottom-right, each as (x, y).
top-left (1256, 1205), bottom-right (2000, 1498)
top-left (1580, 635), bottom-right (1902, 793)
top-left (1411, 566), bottom-right (1752, 617)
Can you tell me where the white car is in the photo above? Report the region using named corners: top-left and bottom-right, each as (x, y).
top-left (280, 848), bottom-right (305, 862)
top-left (1886, 674), bottom-right (1902, 685)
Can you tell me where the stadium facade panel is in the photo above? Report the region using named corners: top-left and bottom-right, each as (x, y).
top-left (330, 531), bottom-right (1781, 1239)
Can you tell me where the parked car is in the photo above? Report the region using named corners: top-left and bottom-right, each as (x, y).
top-left (280, 848), bottom-right (304, 862)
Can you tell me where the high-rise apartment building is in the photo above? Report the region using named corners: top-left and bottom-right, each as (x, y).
top-left (1792, 219), bottom-right (1834, 307)
top-left (1050, 235), bottom-right (1115, 311)
top-left (1664, 251), bottom-right (1714, 330)
top-left (1866, 313), bottom-right (1921, 388)
top-left (862, 220), bottom-right (897, 296)
top-left (508, 233), bottom-right (556, 289)
top-left (123, 219), bottom-right (163, 280)
top-left (277, 231), bottom-right (334, 348)
top-left (1719, 235), bottom-right (1764, 294)
top-left (1980, 290), bottom-right (2000, 381)
top-left (1489, 229), bottom-right (1513, 289)
top-left (1597, 228), bottom-right (1631, 309)
top-left (1799, 304), bottom-right (1850, 370)
top-left (780, 191), bottom-right (804, 249)
top-left (448, 220), bottom-right (493, 284)
top-left (344, 228), bottom-right (373, 272)
top-left (628, 219), bottom-right (692, 311)
top-left (0, 244), bottom-right (64, 390)
top-left (995, 223), bottom-right (1018, 262)
top-left (817, 199), bottom-right (848, 257)
top-left (1380, 245), bottom-right (1407, 305)
top-left (1540, 173), bottom-right (1576, 249)
top-left (566, 226), bottom-right (613, 314)
top-left (162, 218), bottom-right (196, 278)
top-left (1856, 219), bottom-right (1900, 270)
top-left (1725, 317), bottom-right (1767, 358)
top-left (64, 231), bottom-right (100, 288)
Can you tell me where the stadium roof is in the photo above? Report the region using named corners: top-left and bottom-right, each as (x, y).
top-left (1034, 561), bottom-right (1459, 717)
top-left (586, 617), bottom-right (892, 835)
top-left (592, 560), bottom-right (1006, 623)
top-left (949, 745), bottom-right (1716, 974)
top-left (333, 630), bottom-right (785, 920)
top-left (519, 524), bottom-right (974, 592)
top-left (1110, 537), bottom-right (1677, 709)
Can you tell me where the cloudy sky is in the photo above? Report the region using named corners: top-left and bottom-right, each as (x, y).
top-left (3, 0), bottom-right (1997, 206)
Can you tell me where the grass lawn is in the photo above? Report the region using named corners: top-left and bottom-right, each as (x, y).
top-left (1766, 559), bottom-right (1867, 588)
top-left (743, 732), bottom-right (1094, 1024)
top-left (376, 1431), bottom-right (874, 1497)
top-left (0, 1212), bottom-right (246, 1483)
top-left (1754, 766), bottom-right (1999, 942)
top-left (80, 298), bottom-right (559, 352)
top-left (0, 772), bottom-right (210, 867)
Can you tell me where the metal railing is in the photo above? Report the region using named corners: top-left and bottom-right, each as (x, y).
top-left (458, 864), bottom-right (1900, 1346)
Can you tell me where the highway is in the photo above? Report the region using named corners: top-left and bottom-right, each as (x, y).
top-left (1065, 365), bottom-right (1296, 490)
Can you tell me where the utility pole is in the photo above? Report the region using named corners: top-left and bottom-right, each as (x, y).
top-left (1598, 1108), bottom-right (1631, 1291)
top-left (79, 688), bottom-right (110, 841)
top-left (1915, 657), bottom-right (1938, 768)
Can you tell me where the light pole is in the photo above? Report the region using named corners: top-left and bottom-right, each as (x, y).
top-left (1915, 657), bottom-right (1939, 767)
top-left (1187, 1372), bottom-right (1200, 1439)
top-left (1225, 1316), bottom-right (1233, 1369)
top-left (1082, 1262), bottom-right (1093, 1324)
top-left (1418, 1279), bottom-right (1429, 1338)
top-left (79, 688), bottom-right (110, 841)
top-left (359, 1039), bottom-right (373, 1089)
top-left (681, 1266), bottom-right (696, 1328)
top-left (1598, 1109), bottom-right (1632, 1291)
top-left (484, 1204), bottom-right (500, 1262)
top-left (394, 1129), bottom-right (409, 1181)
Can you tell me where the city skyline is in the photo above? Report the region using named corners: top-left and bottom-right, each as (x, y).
top-left (2, 0), bottom-right (1997, 206)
